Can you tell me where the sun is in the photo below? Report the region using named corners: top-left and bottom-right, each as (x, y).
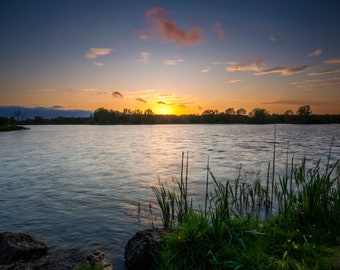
top-left (154, 105), bottom-right (175, 115)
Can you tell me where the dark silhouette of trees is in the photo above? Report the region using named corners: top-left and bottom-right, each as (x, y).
top-left (249, 108), bottom-right (270, 124)
top-left (2, 104), bottom-right (339, 126)
top-left (236, 108), bottom-right (247, 115)
top-left (296, 105), bottom-right (312, 116)
top-left (93, 108), bottom-right (111, 124)
top-left (12, 108), bottom-right (25, 125)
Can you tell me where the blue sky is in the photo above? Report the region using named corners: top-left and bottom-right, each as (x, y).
top-left (1, 0), bottom-right (339, 115)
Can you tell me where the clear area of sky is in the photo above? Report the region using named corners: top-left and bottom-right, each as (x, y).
top-left (1, 0), bottom-right (339, 115)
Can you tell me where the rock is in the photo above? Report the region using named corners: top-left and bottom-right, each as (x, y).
top-left (45, 249), bottom-right (86, 270)
top-left (87, 249), bottom-right (113, 270)
top-left (0, 232), bottom-right (115, 270)
top-left (0, 232), bottom-right (48, 265)
top-left (124, 228), bottom-right (169, 270)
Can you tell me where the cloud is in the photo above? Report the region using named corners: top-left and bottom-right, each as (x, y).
top-left (163, 58), bottom-right (184, 65)
top-left (226, 57), bottom-right (264, 73)
top-left (139, 51), bottom-right (151, 63)
top-left (263, 99), bottom-right (331, 106)
top-left (270, 34), bottom-right (277, 42)
top-left (201, 67), bottom-right (211, 73)
top-left (112, 91), bottom-right (124, 98)
top-left (255, 65), bottom-right (312, 76)
top-left (144, 7), bottom-right (203, 46)
top-left (308, 69), bottom-right (340, 76)
top-left (213, 22), bottom-right (225, 41)
top-left (178, 104), bottom-right (186, 108)
top-left (324, 58), bottom-right (340, 64)
top-left (158, 101), bottom-right (167, 105)
top-left (291, 79), bottom-right (321, 85)
top-left (136, 98), bottom-right (147, 103)
top-left (85, 48), bottom-right (113, 59)
top-left (94, 62), bottom-right (104, 66)
top-left (307, 49), bottom-right (322, 57)
top-left (228, 79), bottom-right (241, 83)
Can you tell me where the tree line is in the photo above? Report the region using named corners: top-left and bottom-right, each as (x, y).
top-left (1, 105), bottom-right (339, 126)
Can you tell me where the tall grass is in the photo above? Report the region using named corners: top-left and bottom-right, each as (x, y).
top-left (151, 146), bottom-right (340, 269)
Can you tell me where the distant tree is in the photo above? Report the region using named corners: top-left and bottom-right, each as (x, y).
top-left (225, 108), bottom-right (235, 115)
top-left (296, 105), bottom-right (312, 116)
top-left (12, 108), bottom-right (25, 125)
top-left (144, 108), bottom-right (154, 115)
top-left (236, 108), bottom-right (247, 115)
top-left (284, 110), bottom-right (294, 115)
top-left (250, 108), bottom-right (269, 124)
top-left (93, 108), bottom-right (111, 124)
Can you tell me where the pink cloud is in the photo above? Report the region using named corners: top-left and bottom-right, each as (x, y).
top-left (213, 22), bottom-right (225, 41)
top-left (144, 7), bottom-right (203, 46)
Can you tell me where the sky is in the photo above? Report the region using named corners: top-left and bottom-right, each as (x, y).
top-left (1, 0), bottom-right (340, 115)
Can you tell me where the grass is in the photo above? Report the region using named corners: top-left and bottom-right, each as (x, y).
top-left (151, 151), bottom-right (340, 269)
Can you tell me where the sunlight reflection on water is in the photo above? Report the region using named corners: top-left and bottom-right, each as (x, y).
top-left (0, 124), bottom-right (339, 269)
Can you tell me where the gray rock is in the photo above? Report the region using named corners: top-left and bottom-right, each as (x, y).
top-left (124, 228), bottom-right (169, 270)
top-left (0, 232), bottom-right (48, 265)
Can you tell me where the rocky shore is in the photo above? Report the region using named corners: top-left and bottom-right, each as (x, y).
top-left (0, 232), bottom-right (113, 270)
top-left (1, 229), bottom-right (168, 270)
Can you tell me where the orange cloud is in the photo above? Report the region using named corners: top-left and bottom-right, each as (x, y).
top-left (85, 48), bottom-right (113, 59)
top-left (308, 69), bottom-right (340, 76)
top-left (158, 101), bottom-right (167, 105)
top-left (112, 91), bottom-right (123, 98)
top-left (145, 7), bottom-right (203, 46)
top-left (213, 22), bottom-right (225, 41)
top-left (255, 65), bottom-right (311, 76)
top-left (323, 58), bottom-right (340, 64)
top-left (226, 57), bottom-right (264, 73)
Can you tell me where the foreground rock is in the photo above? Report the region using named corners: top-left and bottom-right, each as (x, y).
top-left (124, 228), bottom-right (170, 270)
top-left (0, 232), bottom-right (48, 265)
top-left (0, 232), bottom-right (113, 270)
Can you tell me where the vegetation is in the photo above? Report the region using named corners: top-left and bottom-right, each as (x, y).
top-left (73, 263), bottom-right (102, 270)
top-left (151, 152), bottom-right (340, 269)
top-left (0, 105), bottom-right (339, 125)
top-left (0, 124), bottom-right (29, 132)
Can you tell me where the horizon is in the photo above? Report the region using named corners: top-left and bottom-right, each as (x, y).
top-left (1, 1), bottom-right (340, 115)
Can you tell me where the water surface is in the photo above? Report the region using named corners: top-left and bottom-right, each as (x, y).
top-left (0, 124), bottom-right (339, 268)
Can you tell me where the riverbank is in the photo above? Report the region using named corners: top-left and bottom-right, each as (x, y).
top-left (0, 125), bottom-right (29, 132)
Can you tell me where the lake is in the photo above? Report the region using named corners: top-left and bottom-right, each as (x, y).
top-left (0, 124), bottom-right (339, 268)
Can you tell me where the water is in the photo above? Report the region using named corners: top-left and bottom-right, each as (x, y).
top-left (0, 124), bottom-right (339, 268)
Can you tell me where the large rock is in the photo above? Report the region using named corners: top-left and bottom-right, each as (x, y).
top-left (124, 228), bottom-right (169, 270)
top-left (0, 232), bottom-right (48, 265)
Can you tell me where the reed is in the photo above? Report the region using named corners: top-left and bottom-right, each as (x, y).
top-left (151, 142), bottom-right (340, 269)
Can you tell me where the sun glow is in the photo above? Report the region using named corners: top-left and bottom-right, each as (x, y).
top-left (154, 105), bottom-right (175, 115)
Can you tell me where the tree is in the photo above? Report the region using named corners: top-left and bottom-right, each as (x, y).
top-left (93, 108), bottom-right (111, 124)
top-left (12, 108), bottom-right (25, 125)
top-left (225, 108), bottom-right (235, 115)
top-left (250, 108), bottom-right (269, 124)
top-left (296, 105), bottom-right (312, 116)
top-left (284, 110), bottom-right (294, 115)
top-left (236, 108), bottom-right (247, 115)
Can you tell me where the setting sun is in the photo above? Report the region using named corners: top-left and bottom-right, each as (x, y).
top-left (154, 105), bottom-right (175, 115)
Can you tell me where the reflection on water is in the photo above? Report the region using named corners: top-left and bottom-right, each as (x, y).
top-left (0, 124), bottom-right (339, 269)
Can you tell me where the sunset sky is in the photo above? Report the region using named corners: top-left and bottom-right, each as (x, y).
top-left (1, 0), bottom-right (340, 115)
